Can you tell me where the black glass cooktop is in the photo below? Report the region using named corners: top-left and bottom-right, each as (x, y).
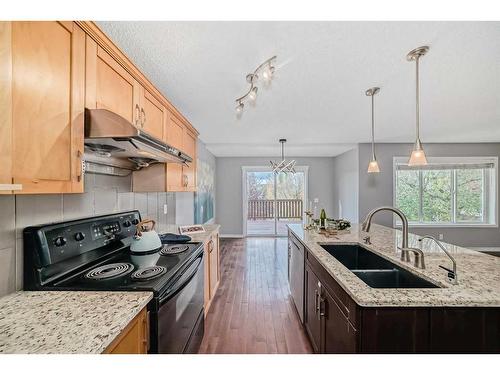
top-left (52, 242), bottom-right (202, 295)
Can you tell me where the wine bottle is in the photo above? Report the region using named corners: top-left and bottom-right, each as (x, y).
top-left (320, 209), bottom-right (326, 229)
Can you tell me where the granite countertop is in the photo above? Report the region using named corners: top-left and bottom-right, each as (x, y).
top-left (288, 223), bottom-right (500, 307)
top-left (0, 291), bottom-right (153, 354)
top-left (162, 224), bottom-right (220, 244)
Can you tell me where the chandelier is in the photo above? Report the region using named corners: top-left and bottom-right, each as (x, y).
top-left (270, 139), bottom-right (296, 174)
top-left (235, 56), bottom-right (277, 116)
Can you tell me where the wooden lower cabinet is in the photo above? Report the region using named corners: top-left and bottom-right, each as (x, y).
top-left (304, 264), bottom-right (321, 352)
top-left (204, 231), bottom-right (220, 315)
top-left (104, 307), bottom-right (149, 354)
top-left (303, 248), bottom-right (500, 353)
top-left (322, 286), bottom-right (357, 353)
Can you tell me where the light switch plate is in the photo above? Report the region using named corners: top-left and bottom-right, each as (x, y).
top-left (163, 204), bottom-right (168, 215)
top-left (438, 233), bottom-right (444, 240)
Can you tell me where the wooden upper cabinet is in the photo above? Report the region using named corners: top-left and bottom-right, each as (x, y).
top-left (8, 21), bottom-right (85, 194)
top-left (140, 87), bottom-right (167, 141)
top-left (86, 39), bottom-right (141, 126)
top-left (164, 113), bottom-right (198, 192)
top-left (165, 113), bottom-right (186, 191)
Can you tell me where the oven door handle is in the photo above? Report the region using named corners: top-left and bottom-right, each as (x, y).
top-left (159, 255), bottom-right (203, 304)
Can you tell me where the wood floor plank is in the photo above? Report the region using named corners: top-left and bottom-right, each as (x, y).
top-left (199, 237), bottom-right (313, 354)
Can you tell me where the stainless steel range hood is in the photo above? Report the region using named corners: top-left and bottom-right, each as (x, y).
top-left (84, 108), bottom-right (192, 173)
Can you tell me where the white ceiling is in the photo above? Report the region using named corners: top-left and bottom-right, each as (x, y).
top-left (97, 21), bottom-right (500, 157)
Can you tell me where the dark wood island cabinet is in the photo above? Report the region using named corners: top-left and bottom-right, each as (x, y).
top-left (290, 230), bottom-right (500, 354)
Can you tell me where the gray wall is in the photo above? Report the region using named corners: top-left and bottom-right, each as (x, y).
top-left (195, 139), bottom-right (216, 224)
top-left (216, 157), bottom-right (335, 236)
top-left (357, 143), bottom-right (500, 247)
top-left (332, 147), bottom-right (359, 223)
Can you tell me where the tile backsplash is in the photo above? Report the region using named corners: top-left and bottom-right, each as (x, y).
top-left (0, 173), bottom-right (179, 297)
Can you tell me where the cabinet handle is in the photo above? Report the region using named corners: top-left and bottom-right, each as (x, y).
top-left (141, 107), bottom-right (146, 127)
top-left (183, 174), bottom-right (188, 188)
top-left (135, 104), bottom-right (140, 127)
top-left (77, 150), bottom-right (84, 182)
top-left (319, 296), bottom-right (326, 318)
top-left (314, 289), bottom-right (320, 320)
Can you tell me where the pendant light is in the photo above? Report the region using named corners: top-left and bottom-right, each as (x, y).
top-left (270, 139), bottom-right (296, 174)
top-left (407, 46), bottom-right (429, 166)
top-left (366, 87), bottom-right (380, 173)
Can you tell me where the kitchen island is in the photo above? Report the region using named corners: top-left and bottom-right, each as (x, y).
top-left (287, 223), bottom-right (500, 353)
top-left (0, 291), bottom-right (152, 354)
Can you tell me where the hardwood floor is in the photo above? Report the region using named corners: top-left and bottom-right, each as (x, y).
top-left (199, 237), bottom-right (313, 354)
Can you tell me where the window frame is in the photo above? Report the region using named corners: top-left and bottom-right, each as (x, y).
top-left (392, 156), bottom-right (498, 228)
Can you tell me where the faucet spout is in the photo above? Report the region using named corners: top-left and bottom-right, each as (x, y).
top-left (419, 235), bottom-right (457, 284)
top-left (361, 206), bottom-right (409, 249)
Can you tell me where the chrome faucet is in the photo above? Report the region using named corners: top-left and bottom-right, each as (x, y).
top-left (361, 206), bottom-right (425, 269)
top-left (419, 235), bottom-right (457, 284)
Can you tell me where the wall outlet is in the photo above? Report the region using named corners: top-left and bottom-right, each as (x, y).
top-left (163, 204), bottom-right (168, 215)
top-left (438, 233), bottom-right (444, 240)
top-left (313, 198), bottom-right (319, 203)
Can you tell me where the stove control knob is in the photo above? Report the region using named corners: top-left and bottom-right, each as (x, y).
top-left (54, 236), bottom-right (67, 247)
top-left (131, 218), bottom-right (140, 225)
top-left (123, 220), bottom-right (132, 228)
top-left (74, 232), bottom-right (85, 242)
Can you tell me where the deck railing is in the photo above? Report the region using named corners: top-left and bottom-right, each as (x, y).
top-left (247, 199), bottom-right (303, 220)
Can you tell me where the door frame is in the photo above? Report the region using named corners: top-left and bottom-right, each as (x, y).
top-left (242, 165), bottom-right (309, 237)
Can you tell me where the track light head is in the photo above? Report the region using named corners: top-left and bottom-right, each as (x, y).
top-left (235, 101), bottom-right (244, 115)
top-left (262, 65), bottom-right (275, 82)
top-left (248, 87), bottom-right (258, 102)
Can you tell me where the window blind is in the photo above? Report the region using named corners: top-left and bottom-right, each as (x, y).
top-left (396, 162), bottom-right (495, 171)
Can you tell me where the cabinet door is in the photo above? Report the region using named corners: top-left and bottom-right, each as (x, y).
top-left (86, 38), bottom-right (141, 125)
top-left (304, 264), bottom-right (321, 353)
top-left (209, 236), bottom-right (219, 298)
top-left (322, 287), bottom-right (357, 353)
top-left (141, 87), bottom-right (167, 141)
top-left (105, 308), bottom-right (149, 354)
top-left (11, 21), bottom-right (85, 194)
top-left (183, 127), bottom-right (197, 191)
top-left (165, 114), bottom-right (185, 191)
top-left (203, 242), bottom-right (210, 314)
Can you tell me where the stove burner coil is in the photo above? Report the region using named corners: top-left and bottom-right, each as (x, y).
top-left (160, 244), bottom-right (190, 255)
top-left (85, 263), bottom-right (133, 280)
top-left (131, 266), bottom-right (167, 280)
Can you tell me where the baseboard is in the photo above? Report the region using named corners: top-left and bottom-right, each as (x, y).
top-left (219, 234), bottom-right (244, 239)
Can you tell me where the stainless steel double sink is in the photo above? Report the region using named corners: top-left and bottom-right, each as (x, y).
top-left (320, 244), bottom-right (439, 289)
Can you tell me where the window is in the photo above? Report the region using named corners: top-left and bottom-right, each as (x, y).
top-left (393, 157), bottom-right (497, 226)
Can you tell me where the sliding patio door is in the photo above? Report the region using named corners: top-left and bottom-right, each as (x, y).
top-left (243, 166), bottom-right (307, 236)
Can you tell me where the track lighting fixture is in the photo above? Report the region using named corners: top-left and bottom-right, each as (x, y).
top-left (407, 46), bottom-right (429, 166)
top-left (366, 87), bottom-right (380, 173)
top-left (235, 56), bottom-right (276, 115)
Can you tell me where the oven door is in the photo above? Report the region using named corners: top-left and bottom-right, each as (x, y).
top-left (157, 252), bottom-right (204, 353)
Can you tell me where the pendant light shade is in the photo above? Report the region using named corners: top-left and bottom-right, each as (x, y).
top-left (365, 87), bottom-right (380, 173)
top-left (408, 138), bottom-right (428, 166)
top-left (367, 160), bottom-right (380, 173)
top-left (407, 46), bottom-right (429, 166)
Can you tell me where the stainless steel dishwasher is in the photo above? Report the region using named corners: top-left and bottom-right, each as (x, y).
top-left (288, 234), bottom-right (304, 323)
